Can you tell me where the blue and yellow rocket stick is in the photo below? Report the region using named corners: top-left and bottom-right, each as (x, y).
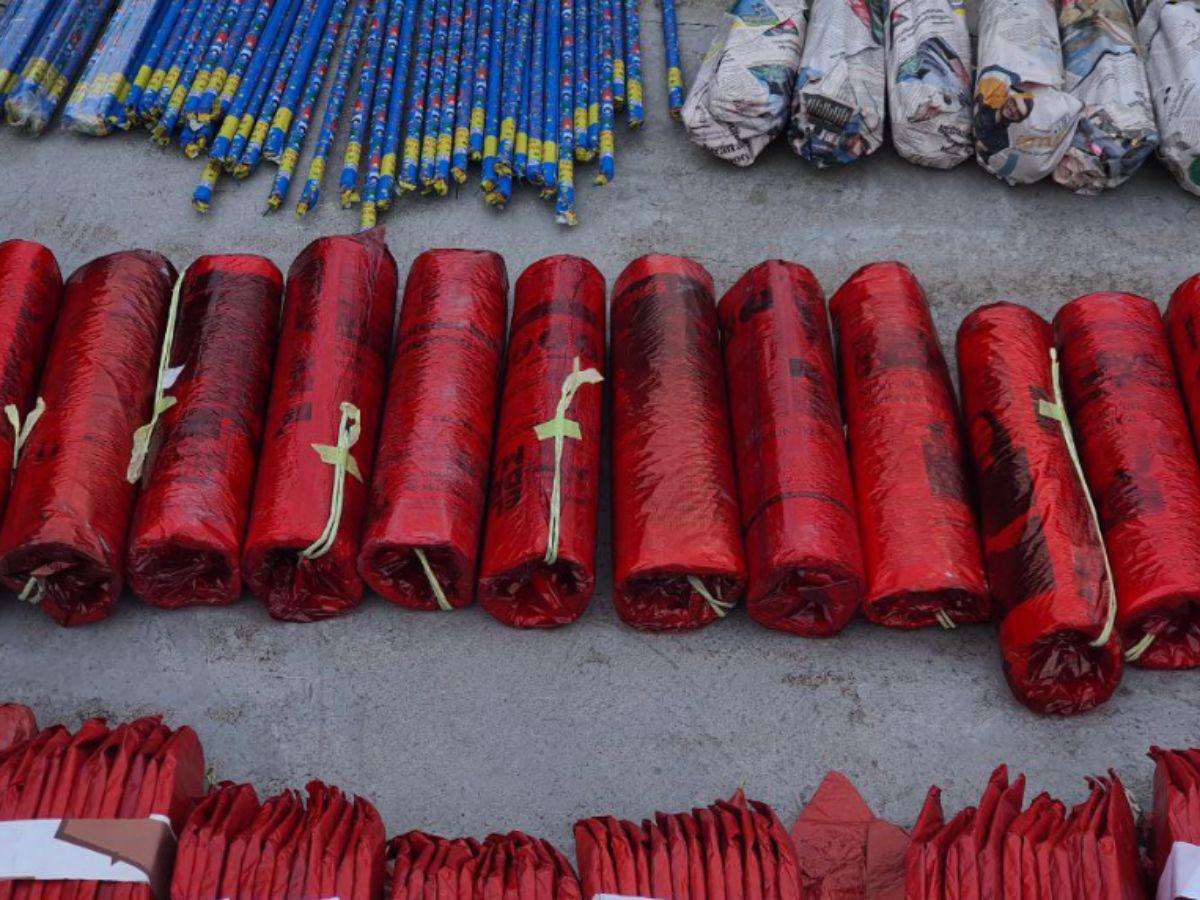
top-left (522, 0), bottom-right (545, 185)
top-left (416, 0), bottom-right (454, 192)
top-left (193, 0), bottom-right (273, 125)
top-left (263, 0), bottom-right (336, 161)
top-left (623, 0), bottom-right (641, 125)
top-left (555, 0), bottom-right (577, 224)
top-left (360, 0), bottom-right (404, 221)
top-left (465, 0), bottom-right (496, 160)
top-left (537, 0), bottom-right (558, 192)
top-left (479, 0), bottom-right (510, 192)
top-left (447, 0), bottom-right (477, 181)
top-left (495, 0), bottom-right (532, 177)
top-left (338, 0), bottom-right (385, 205)
top-left (394, 0), bottom-right (438, 194)
top-left (432, 0), bottom-right (466, 191)
top-left (572, 0), bottom-right (591, 160)
top-left (661, 0), bottom-right (682, 119)
top-left (595, 0), bottom-right (613, 182)
top-left (139, 0), bottom-right (205, 120)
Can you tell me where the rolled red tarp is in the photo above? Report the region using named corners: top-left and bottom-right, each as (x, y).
top-left (243, 230), bottom-right (397, 622)
top-left (126, 254), bottom-right (284, 609)
top-left (718, 260), bottom-right (864, 637)
top-left (0, 250), bottom-right (175, 626)
top-left (359, 248), bottom-right (507, 611)
top-left (478, 255), bottom-right (606, 628)
top-left (610, 254), bottom-right (746, 631)
top-left (1056, 291), bottom-right (1200, 669)
top-left (0, 240), bottom-right (62, 523)
top-left (830, 261), bottom-right (988, 629)
top-left (957, 302), bottom-right (1123, 715)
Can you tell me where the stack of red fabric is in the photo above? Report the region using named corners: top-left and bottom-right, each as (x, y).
top-left (170, 779), bottom-right (386, 898)
top-left (574, 789), bottom-right (800, 900)
top-left (387, 830), bottom-right (579, 900)
top-left (1149, 746), bottom-right (1200, 899)
top-left (907, 766), bottom-right (1143, 898)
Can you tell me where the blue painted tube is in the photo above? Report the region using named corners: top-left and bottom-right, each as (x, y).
top-left (572, 0), bottom-right (590, 159)
top-left (338, 0), bottom-right (386, 205)
top-left (608, 0), bottom-right (623, 107)
top-left (587, 0), bottom-right (599, 150)
top-left (555, 0), bottom-right (576, 224)
top-left (4, 0), bottom-right (88, 120)
top-left (465, 0), bottom-right (495, 159)
top-left (447, 0), bottom-right (477, 180)
top-left (624, 0), bottom-right (641, 125)
top-left (138, 0), bottom-right (204, 120)
top-left (0, 0), bottom-right (58, 106)
top-left (522, 0), bottom-right (545, 184)
top-left (192, 0), bottom-right (272, 126)
top-left (124, 0), bottom-right (186, 123)
top-left (511, 0), bottom-right (533, 181)
top-left (416, 0), bottom-right (453, 191)
top-left (485, 168), bottom-right (512, 205)
top-left (223, 0), bottom-right (302, 165)
top-left (181, 0), bottom-right (246, 125)
top-left (496, 0), bottom-right (532, 177)
top-left (538, 0), bottom-right (557, 192)
top-left (661, 0), bottom-right (682, 119)
top-left (394, 0), bottom-right (437, 194)
top-left (263, 0), bottom-right (336, 161)
top-left (360, 0), bottom-right (404, 218)
top-left (373, 0), bottom-right (418, 205)
top-left (595, 0), bottom-right (614, 182)
top-left (479, 0), bottom-right (510, 191)
top-left (153, 0), bottom-right (231, 143)
top-left (433, 0), bottom-right (467, 189)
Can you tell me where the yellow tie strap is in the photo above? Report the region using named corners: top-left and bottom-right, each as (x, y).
top-left (301, 402), bottom-right (363, 560)
top-left (414, 547), bottom-right (453, 612)
top-left (689, 575), bottom-right (734, 618)
top-left (128, 273), bottom-right (185, 483)
top-left (4, 396), bottom-right (45, 476)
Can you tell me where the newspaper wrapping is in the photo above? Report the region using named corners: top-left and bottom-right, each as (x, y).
top-left (1139, 0), bottom-right (1200, 196)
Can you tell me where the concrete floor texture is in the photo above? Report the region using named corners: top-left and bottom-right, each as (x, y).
top-left (0, 0), bottom-right (1198, 854)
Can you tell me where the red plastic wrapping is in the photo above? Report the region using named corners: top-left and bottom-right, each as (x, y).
top-left (956, 302), bottom-right (1124, 715)
top-left (359, 248), bottom-right (507, 611)
top-left (126, 254), bottom-right (284, 609)
top-left (478, 255), bottom-right (606, 628)
top-left (1149, 746), bottom-right (1200, 884)
top-left (0, 703), bottom-right (36, 753)
top-left (717, 260), bottom-right (864, 637)
top-left (1056, 291), bottom-right (1200, 669)
top-left (243, 229), bottom-right (397, 622)
top-left (172, 782), bottom-right (263, 899)
top-left (0, 240), bottom-right (62, 523)
top-left (830, 261), bottom-right (988, 628)
top-left (0, 250), bottom-right (175, 626)
top-left (610, 254), bottom-right (746, 631)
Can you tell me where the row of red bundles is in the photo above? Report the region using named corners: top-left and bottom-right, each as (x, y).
top-left (907, 766), bottom-right (1143, 899)
top-left (1149, 746), bottom-right (1200, 897)
top-left (387, 830), bottom-right (580, 900)
top-left (574, 789), bottom-right (801, 900)
top-left (611, 255), bottom-right (746, 631)
top-left (171, 780), bottom-right (386, 899)
top-left (956, 303), bottom-right (1123, 715)
top-left (0, 712), bottom-right (205, 898)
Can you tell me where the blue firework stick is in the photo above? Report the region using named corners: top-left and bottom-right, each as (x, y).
top-left (5, 0), bottom-right (94, 133)
top-left (194, 0), bottom-right (272, 125)
top-left (572, 0), bottom-right (591, 159)
top-left (496, 0), bottom-right (532, 177)
top-left (395, 0), bottom-right (438, 194)
top-left (124, 0), bottom-right (186, 124)
top-left (5, 0), bottom-right (87, 118)
top-left (181, 0), bottom-right (246, 125)
top-left (479, 0), bottom-right (510, 191)
top-left (522, 0), bottom-right (545, 184)
top-left (624, 0), bottom-right (641, 125)
top-left (595, 0), bottom-right (614, 182)
top-left (511, 0), bottom-right (533, 181)
top-left (0, 0), bottom-right (58, 105)
top-left (138, 0), bottom-right (204, 120)
top-left (465, 0), bottom-right (495, 159)
top-left (587, 0), bottom-right (600, 150)
top-left (608, 0), bottom-right (623, 107)
top-left (182, 117), bottom-right (217, 155)
top-left (485, 168), bottom-right (512, 205)
top-left (376, 0), bottom-right (420, 205)
top-left (263, 0), bottom-right (336, 161)
top-left (555, 0), bottom-right (576, 223)
top-left (661, 0), bottom-right (682, 119)
top-left (416, 0), bottom-right (453, 192)
top-left (297, 0), bottom-right (369, 215)
top-left (433, 0), bottom-right (466, 190)
top-left (266, 0), bottom-right (350, 209)
top-left (360, 0), bottom-right (404, 211)
top-left (538, 0), bottom-right (557, 192)
top-left (447, 0), bottom-right (477, 181)
top-left (338, 0), bottom-right (386, 205)
top-left (152, 0), bottom-right (230, 143)
top-left (225, 0), bottom-right (301, 164)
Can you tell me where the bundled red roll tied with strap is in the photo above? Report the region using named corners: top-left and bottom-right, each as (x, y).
top-left (611, 254), bottom-right (746, 631)
top-left (0, 250), bottom-right (175, 626)
top-left (243, 229), bottom-right (397, 622)
top-left (359, 248), bottom-right (507, 611)
top-left (0, 240), bottom-right (62, 523)
top-left (957, 303), bottom-right (1123, 716)
top-left (830, 262), bottom-right (988, 629)
top-left (479, 255), bottom-right (606, 628)
top-left (127, 254), bottom-right (284, 609)
top-left (718, 260), bottom-right (864, 637)
top-left (1056, 291), bottom-right (1200, 669)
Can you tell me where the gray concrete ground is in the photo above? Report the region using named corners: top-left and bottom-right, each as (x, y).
top-left (1, 0), bottom-right (1199, 855)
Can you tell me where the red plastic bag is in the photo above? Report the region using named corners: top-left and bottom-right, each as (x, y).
top-left (956, 302), bottom-right (1124, 715)
top-left (1149, 746), bottom-right (1200, 885)
top-left (172, 782), bottom-right (262, 900)
top-left (830, 262), bottom-right (989, 628)
top-left (478, 255), bottom-right (606, 628)
top-left (243, 229), bottom-right (397, 621)
top-left (360, 248), bottom-right (507, 611)
top-left (127, 254), bottom-right (284, 609)
top-left (0, 250), bottom-right (175, 626)
top-left (611, 254), bottom-right (746, 630)
top-left (718, 260), bottom-right (863, 637)
top-left (0, 704), bottom-right (36, 753)
top-left (0, 240), bottom-right (62, 523)
top-left (1056, 291), bottom-right (1200, 669)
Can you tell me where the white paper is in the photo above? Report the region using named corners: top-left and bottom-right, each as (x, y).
top-left (1139, 0), bottom-right (1200, 197)
top-left (0, 819), bottom-right (153, 885)
top-left (1158, 841), bottom-right (1200, 899)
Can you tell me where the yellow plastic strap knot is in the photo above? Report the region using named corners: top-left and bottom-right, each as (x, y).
top-left (128, 273), bottom-right (184, 483)
top-left (689, 575), bottom-right (734, 618)
top-left (18, 576), bottom-right (43, 605)
top-left (4, 395), bottom-right (45, 476)
top-left (301, 402), bottom-right (363, 560)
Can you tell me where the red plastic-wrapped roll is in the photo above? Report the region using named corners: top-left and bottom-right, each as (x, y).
top-left (718, 260), bottom-right (863, 637)
top-left (957, 303), bottom-right (1123, 715)
top-left (1056, 291), bottom-right (1200, 669)
top-left (0, 250), bottom-right (175, 626)
top-left (0, 240), bottom-right (62, 522)
top-left (127, 254), bottom-right (284, 609)
top-left (478, 255), bottom-right (606, 628)
top-left (611, 254), bottom-right (746, 631)
top-left (243, 229), bottom-right (397, 622)
top-left (359, 248), bottom-right (507, 610)
top-left (830, 261), bottom-right (988, 629)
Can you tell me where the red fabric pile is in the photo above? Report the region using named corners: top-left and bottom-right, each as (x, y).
top-left (610, 254), bottom-right (746, 631)
top-left (956, 302), bottom-right (1124, 715)
top-left (243, 229), bottom-right (397, 622)
top-left (1149, 746), bottom-right (1200, 897)
top-left (829, 262), bottom-right (988, 629)
top-left (0, 240), bottom-right (62, 522)
top-left (906, 766), bottom-right (1143, 898)
top-left (574, 789), bottom-right (800, 900)
top-left (718, 260), bottom-right (864, 637)
top-left (127, 254), bottom-right (284, 609)
top-left (1055, 292), bottom-right (1200, 669)
top-left (360, 248), bottom-right (508, 611)
top-left (170, 780), bottom-right (386, 899)
top-left (388, 830), bottom-right (580, 900)
top-left (0, 712), bottom-right (205, 898)
top-left (0, 250), bottom-right (176, 626)
top-left (479, 255), bottom-right (606, 628)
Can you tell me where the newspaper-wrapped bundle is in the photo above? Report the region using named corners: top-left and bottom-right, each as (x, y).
top-left (789, 0), bottom-right (886, 165)
top-left (886, 0), bottom-right (973, 168)
top-left (973, 0), bottom-right (1083, 183)
top-left (1053, 0), bottom-right (1158, 193)
top-left (1139, 0), bottom-right (1200, 197)
top-left (681, 0), bottom-right (807, 166)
